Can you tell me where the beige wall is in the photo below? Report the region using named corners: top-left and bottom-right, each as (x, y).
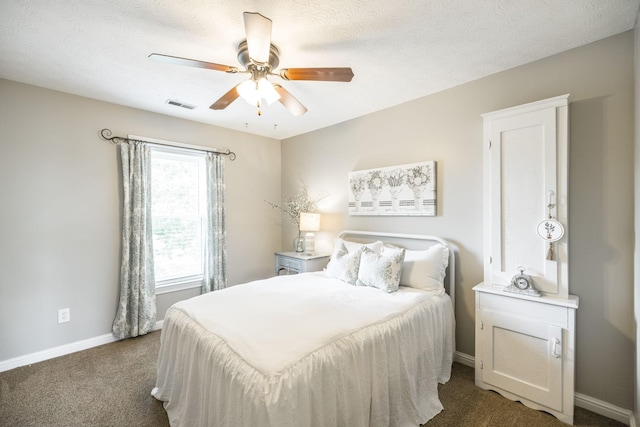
top-left (282, 32), bottom-right (635, 409)
top-left (0, 79), bottom-right (282, 361)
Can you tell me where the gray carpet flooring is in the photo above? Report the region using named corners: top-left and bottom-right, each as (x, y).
top-left (0, 330), bottom-right (626, 426)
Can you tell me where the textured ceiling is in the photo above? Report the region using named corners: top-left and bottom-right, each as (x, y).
top-left (1, 1), bottom-right (638, 139)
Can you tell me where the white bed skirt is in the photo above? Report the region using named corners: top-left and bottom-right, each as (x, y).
top-left (152, 282), bottom-right (454, 427)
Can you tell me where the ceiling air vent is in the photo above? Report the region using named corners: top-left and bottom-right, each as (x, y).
top-left (166, 99), bottom-right (197, 110)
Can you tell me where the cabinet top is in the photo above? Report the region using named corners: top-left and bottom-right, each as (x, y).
top-left (481, 94), bottom-right (569, 120)
top-left (473, 282), bottom-right (579, 309)
top-left (275, 252), bottom-right (330, 260)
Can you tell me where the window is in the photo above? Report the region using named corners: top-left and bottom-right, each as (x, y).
top-left (150, 146), bottom-right (207, 293)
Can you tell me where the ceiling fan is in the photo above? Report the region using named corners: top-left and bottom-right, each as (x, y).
top-left (149, 12), bottom-right (354, 116)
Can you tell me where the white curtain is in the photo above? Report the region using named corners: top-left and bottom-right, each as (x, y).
top-left (202, 153), bottom-right (227, 293)
top-left (112, 141), bottom-right (156, 339)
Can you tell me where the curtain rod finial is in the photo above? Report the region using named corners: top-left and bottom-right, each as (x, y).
top-left (100, 128), bottom-right (119, 144)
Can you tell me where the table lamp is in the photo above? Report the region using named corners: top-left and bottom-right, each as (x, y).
top-left (299, 212), bottom-right (320, 255)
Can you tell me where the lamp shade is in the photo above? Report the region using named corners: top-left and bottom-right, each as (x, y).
top-left (299, 212), bottom-right (320, 232)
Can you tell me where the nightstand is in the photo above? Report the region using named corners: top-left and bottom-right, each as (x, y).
top-left (274, 252), bottom-right (330, 275)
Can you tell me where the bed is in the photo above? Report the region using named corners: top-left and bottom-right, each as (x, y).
top-left (152, 230), bottom-right (456, 427)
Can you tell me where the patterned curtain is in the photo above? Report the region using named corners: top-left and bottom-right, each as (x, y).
top-left (112, 141), bottom-right (156, 339)
top-left (202, 153), bottom-right (227, 293)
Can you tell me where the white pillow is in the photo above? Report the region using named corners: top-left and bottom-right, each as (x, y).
top-left (356, 246), bottom-right (406, 293)
top-left (335, 237), bottom-right (383, 255)
top-left (325, 242), bottom-right (363, 284)
top-left (398, 244), bottom-right (449, 293)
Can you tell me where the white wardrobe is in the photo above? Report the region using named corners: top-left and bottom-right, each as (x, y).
top-left (474, 94), bottom-right (579, 424)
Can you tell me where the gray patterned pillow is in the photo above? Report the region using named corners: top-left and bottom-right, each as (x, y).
top-left (325, 242), bottom-right (363, 284)
top-left (356, 246), bottom-right (406, 293)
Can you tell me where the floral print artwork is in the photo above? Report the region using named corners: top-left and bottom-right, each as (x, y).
top-left (348, 161), bottom-right (436, 216)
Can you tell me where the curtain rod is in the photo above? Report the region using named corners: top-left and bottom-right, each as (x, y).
top-left (99, 128), bottom-right (236, 161)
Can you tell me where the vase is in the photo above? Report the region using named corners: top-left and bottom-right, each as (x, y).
top-left (392, 197), bottom-right (400, 210)
top-left (412, 186), bottom-right (424, 211)
top-left (372, 198), bottom-right (379, 210)
top-left (353, 192), bottom-right (363, 212)
top-left (414, 196), bottom-right (423, 211)
top-left (293, 231), bottom-right (305, 253)
top-left (389, 187), bottom-right (402, 211)
top-left (370, 189), bottom-right (382, 211)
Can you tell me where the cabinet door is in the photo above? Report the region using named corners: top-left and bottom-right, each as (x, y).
top-left (481, 309), bottom-right (563, 411)
top-left (483, 95), bottom-right (569, 298)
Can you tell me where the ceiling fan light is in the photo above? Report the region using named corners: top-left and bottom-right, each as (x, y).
top-left (258, 78), bottom-right (281, 105)
top-left (237, 79), bottom-right (260, 105)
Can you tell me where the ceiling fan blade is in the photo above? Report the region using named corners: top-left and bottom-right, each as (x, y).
top-left (274, 85), bottom-right (308, 116)
top-left (243, 12), bottom-right (272, 64)
top-left (149, 53), bottom-right (238, 73)
top-left (279, 67), bottom-right (354, 82)
top-left (210, 85), bottom-right (241, 110)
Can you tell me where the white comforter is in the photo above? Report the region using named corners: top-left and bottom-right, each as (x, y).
top-left (152, 272), bottom-right (454, 427)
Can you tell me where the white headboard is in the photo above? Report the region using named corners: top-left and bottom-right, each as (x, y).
top-left (337, 230), bottom-right (456, 310)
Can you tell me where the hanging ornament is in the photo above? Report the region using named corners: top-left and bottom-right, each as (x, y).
top-left (536, 190), bottom-right (564, 260)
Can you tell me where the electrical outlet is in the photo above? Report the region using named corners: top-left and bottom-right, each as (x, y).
top-left (58, 308), bottom-right (70, 324)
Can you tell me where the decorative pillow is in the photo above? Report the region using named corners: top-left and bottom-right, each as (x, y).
top-left (325, 242), bottom-right (363, 284)
top-left (356, 246), bottom-right (406, 293)
top-left (335, 237), bottom-right (383, 255)
top-left (398, 244), bottom-right (449, 293)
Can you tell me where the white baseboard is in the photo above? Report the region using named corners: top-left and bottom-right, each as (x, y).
top-left (575, 392), bottom-right (633, 425)
top-left (454, 352), bottom-right (633, 426)
top-left (0, 333), bottom-right (118, 373)
top-left (0, 320), bottom-right (164, 373)
top-left (454, 351), bottom-right (475, 367)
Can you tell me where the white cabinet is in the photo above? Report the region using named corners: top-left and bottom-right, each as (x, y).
top-left (476, 95), bottom-right (578, 424)
top-left (474, 285), bottom-right (578, 424)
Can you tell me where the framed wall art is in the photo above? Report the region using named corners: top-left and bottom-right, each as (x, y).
top-left (348, 161), bottom-right (437, 216)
